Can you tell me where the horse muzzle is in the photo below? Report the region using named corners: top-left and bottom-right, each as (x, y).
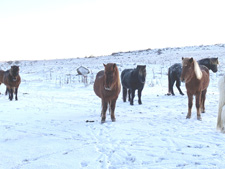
top-left (104, 85), bottom-right (112, 91)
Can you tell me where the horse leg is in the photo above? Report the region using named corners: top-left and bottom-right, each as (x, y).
top-left (5, 87), bottom-right (8, 95)
top-left (128, 89), bottom-right (131, 101)
top-left (110, 99), bottom-right (117, 122)
top-left (138, 89), bottom-right (142, 104)
top-left (186, 92), bottom-right (193, 119)
top-left (15, 87), bottom-right (18, 101)
top-left (101, 100), bottom-right (108, 123)
top-left (221, 106), bottom-right (225, 132)
top-left (122, 87), bottom-right (127, 102)
top-left (167, 70), bottom-right (172, 95)
top-left (176, 79), bottom-right (184, 95)
top-left (170, 79), bottom-right (176, 96)
top-left (130, 89), bottom-right (135, 105)
top-left (217, 101), bottom-right (223, 130)
top-left (195, 92), bottom-right (202, 120)
top-left (201, 89), bottom-right (207, 113)
top-left (9, 88), bottom-right (13, 101)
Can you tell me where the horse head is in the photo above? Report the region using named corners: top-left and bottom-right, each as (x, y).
top-left (103, 63), bottom-right (119, 91)
top-left (181, 57), bottom-right (202, 83)
top-left (181, 57), bottom-right (194, 83)
top-left (10, 65), bottom-right (20, 82)
top-left (210, 57), bottom-right (219, 73)
top-left (137, 65), bottom-right (146, 84)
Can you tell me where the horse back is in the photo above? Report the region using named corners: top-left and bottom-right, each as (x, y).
top-left (168, 63), bottom-right (182, 84)
top-left (94, 70), bottom-right (104, 98)
top-left (121, 69), bottom-right (133, 87)
top-left (121, 68), bottom-right (145, 89)
top-left (200, 65), bottom-right (210, 89)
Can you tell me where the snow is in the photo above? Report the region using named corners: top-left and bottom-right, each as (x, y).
top-left (1, 44), bottom-right (225, 169)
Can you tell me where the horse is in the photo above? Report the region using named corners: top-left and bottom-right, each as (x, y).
top-left (0, 70), bottom-right (4, 84)
top-left (121, 65), bottom-right (146, 105)
top-left (93, 63), bottom-right (121, 123)
top-left (180, 57), bottom-right (210, 120)
top-left (3, 66), bottom-right (21, 101)
top-left (217, 75), bottom-right (225, 133)
top-left (167, 57), bottom-right (218, 96)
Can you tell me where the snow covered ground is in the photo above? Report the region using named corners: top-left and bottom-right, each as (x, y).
top-left (1, 44), bottom-right (225, 169)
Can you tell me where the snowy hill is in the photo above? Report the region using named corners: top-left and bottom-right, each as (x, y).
top-left (1, 44), bottom-right (225, 169)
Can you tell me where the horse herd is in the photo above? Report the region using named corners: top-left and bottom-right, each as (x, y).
top-left (1, 58), bottom-right (225, 133)
top-left (92, 57), bottom-right (225, 133)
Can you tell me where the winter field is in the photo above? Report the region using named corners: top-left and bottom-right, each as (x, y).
top-left (1, 44), bottom-right (225, 169)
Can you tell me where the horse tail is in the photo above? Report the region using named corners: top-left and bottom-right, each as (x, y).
top-left (168, 68), bottom-right (172, 94)
top-left (217, 75), bottom-right (225, 131)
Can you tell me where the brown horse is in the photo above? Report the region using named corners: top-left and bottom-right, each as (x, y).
top-left (180, 57), bottom-right (210, 120)
top-left (3, 66), bottom-right (21, 101)
top-left (94, 63), bottom-right (121, 123)
top-left (0, 70), bottom-right (4, 85)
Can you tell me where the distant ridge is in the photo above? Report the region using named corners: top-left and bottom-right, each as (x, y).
top-left (111, 43), bottom-right (225, 56)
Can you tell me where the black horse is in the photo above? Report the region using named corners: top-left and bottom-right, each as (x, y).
top-left (121, 65), bottom-right (146, 105)
top-left (167, 57), bottom-right (219, 96)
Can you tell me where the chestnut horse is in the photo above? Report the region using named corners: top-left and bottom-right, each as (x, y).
top-left (217, 75), bottom-right (225, 133)
top-left (3, 66), bottom-right (21, 101)
top-left (94, 63), bottom-right (121, 123)
top-left (181, 57), bottom-right (209, 120)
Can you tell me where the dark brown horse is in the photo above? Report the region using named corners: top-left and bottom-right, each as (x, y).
top-left (3, 66), bottom-right (21, 101)
top-left (0, 70), bottom-right (4, 85)
top-left (181, 57), bottom-right (209, 120)
top-left (94, 63), bottom-right (121, 123)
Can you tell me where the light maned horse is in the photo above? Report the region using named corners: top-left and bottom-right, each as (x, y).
top-left (217, 75), bottom-right (225, 133)
top-left (3, 66), bottom-right (21, 101)
top-left (181, 57), bottom-right (210, 120)
top-left (94, 63), bottom-right (121, 123)
top-left (167, 58), bottom-right (218, 96)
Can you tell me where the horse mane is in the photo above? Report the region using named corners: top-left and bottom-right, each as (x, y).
top-left (113, 64), bottom-right (121, 89)
top-left (193, 59), bottom-right (202, 80)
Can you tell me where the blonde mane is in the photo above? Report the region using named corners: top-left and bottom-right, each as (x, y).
top-left (193, 59), bottom-right (202, 80)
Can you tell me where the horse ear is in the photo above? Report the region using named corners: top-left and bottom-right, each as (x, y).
top-left (182, 57), bottom-right (184, 60)
top-left (103, 64), bottom-right (106, 67)
top-left (113, 63), bottom-right (116, 69)
top-left (189, 58), bottom-right (193, 63)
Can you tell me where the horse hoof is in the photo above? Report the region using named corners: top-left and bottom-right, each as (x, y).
top-left (112, 118), bottom-right (116, 122)
top-left (197, 116), bottom-right (202, 121)
top-left (101, 119), bottom-right (106, 123)
top-left (186, 116), bottom-right (191, 119)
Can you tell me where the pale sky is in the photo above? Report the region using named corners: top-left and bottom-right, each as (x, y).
top-left (0, 0), bottom-right (224, 61)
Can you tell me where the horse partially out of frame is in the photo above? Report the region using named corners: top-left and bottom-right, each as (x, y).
top-left (217, 75), bottom-right (225, 133)
top-left (167, 58), bottom-right (218, 96)
top-left (2, 66), bottom-right (21, 101)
